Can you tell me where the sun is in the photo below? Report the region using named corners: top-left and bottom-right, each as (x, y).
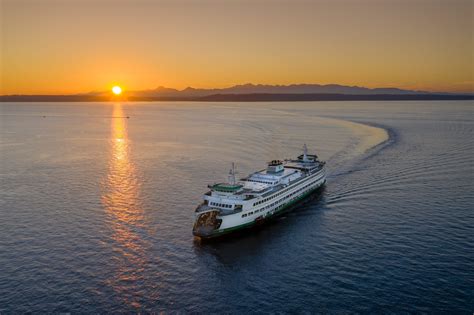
top-left (112, 86), bottom-right (122, 95)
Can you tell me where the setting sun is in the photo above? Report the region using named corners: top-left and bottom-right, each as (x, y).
top-left (112, 86), bottom-right (122, 95)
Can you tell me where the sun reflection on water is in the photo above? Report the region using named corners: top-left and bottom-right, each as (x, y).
top-left (101, 103), bottom-right (148, 309)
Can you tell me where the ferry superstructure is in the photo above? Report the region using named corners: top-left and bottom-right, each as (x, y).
top-left (193, 145), bottom-right (326, 239)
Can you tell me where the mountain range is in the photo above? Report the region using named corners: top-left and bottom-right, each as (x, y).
top-left (98, 83), bottom-right (435, 97)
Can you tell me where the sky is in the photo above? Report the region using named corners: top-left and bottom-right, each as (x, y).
top-left (1, 0), bottom-right (473, 94)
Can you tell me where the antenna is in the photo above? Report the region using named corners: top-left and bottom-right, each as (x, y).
top-left (303, 143), bottom-right (308, 162)
top-left (228, 162), bottom-right (236, 185)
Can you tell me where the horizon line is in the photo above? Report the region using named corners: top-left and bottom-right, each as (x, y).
top-left (2, 82), bottom-right (474, 96)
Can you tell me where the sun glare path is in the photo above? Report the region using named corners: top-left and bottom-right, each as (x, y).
top-left (100, 104), bottom-right (150, 308)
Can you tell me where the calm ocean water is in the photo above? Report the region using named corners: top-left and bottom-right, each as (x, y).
top-left (0, 101), bottom-right (473, 313)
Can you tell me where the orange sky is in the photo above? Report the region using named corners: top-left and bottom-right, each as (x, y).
top-left (1, 0), bottom-right (473, 94)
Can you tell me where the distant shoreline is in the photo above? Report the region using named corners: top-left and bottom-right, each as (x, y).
top-left (0, 93), bottom-right (472, 102)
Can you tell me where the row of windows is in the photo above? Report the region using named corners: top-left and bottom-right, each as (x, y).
top-left (210, 202), bottom-right (232, 208)
top-left (252, 173), bottom-right (323, 206)
top-left (242, 207), bottom-right (265, 218)
top-left (242, 177), bottom-right (322, 218)
top-left (248, 179), bottom-right (276, 185)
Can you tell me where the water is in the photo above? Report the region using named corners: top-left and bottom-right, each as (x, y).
top-left (0, 101), bottom-right (473, 313)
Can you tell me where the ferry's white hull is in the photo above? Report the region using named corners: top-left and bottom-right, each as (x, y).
top-left (196, 169), bottom-right (326, 239)
top-left (193, 146), bottom-right (326, 239)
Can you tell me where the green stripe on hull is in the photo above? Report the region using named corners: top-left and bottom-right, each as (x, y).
top-left (197, 180), bottom-right (326, 239)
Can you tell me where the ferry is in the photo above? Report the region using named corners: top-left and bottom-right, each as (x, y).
top-left (193, 145), bottom-right (326, 239)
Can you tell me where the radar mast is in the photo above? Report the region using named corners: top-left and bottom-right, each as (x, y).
top-left (303, 143), bottom-right (309, 162)
top-left (228, 162), bottom-right (236, 185)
